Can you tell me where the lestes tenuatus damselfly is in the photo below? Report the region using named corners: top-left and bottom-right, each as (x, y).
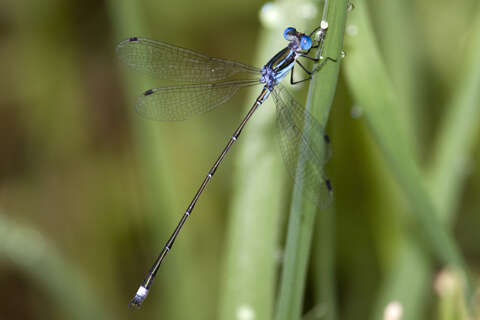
top-left (117, 21), bottom-right (335, 308)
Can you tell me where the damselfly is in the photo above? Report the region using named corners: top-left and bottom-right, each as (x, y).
top-left (117, 22), bottom-right (335, 308)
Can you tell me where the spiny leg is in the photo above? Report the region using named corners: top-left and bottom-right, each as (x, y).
top-left (290, 55), bottom-right (338, 85)
top-left (290, 62), bottom-right (312, 85)
top-left (290, 55), bottom-right (337, 85)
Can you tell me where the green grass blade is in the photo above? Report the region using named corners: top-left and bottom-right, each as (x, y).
top-left (367, 0), bottom-right (421, 154)
top-left (217, 22), bottom-right (287, 320)
top-left (311, 205), bottom-right (337, 320)
top-left (344, 4), bottom-right (480, 319)
top-left (342, 0), bottom-right (472, 311)
top-left (427, 9), bottom-right (480, 222)
top-left (274, 1), bottom-right (348, 320)
top-left (345, 2), bottom-right (429, 319)
top-left (435, 269), bottom-right (471, 320)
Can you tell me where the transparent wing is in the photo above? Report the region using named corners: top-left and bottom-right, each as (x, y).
top-left (272, 84), bottom-right (333, 208)
top-left (136, 80), bottom-right (259, 121)
top-left (117, 37), bottom-right (260, 83)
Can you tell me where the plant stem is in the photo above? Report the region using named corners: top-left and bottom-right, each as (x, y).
top-left (274, 1), bottom-right (348, 320)
top-left (342, 1), bottom-right (473, 313)
top-left (217, 27), bottom-right (287, 320)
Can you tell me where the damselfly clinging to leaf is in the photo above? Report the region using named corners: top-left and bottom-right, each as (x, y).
top-left (117, 21), bottom-right (336, 308)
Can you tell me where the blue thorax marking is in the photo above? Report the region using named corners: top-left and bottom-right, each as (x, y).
top-left (260, 47), bottom-right (297, 89)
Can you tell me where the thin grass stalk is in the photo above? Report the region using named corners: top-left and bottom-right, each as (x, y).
top-left (274, 1), bottom-right (347, 320)
top-left (311, 204), bottom-right (337, 320)
top-left (219, 1), bottom-right (343, 319)
top-left (375, 8), bottom-right (480, 319)
top-left (435, 269), bottom-right (471, 320)
top-left (368, 0), bottom-right (420, 155)
top-left (427, 9), bottom-right (480, 222)
top-left (355, 1), bottom-right (431, 319)
top-left (344, 3), bottom-right (480, 319)
top-left (217, 18), bottom-right (287, 320)
top-left (342, 0), bottom-right (473, 312)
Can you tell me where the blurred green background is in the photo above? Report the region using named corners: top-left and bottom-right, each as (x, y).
top-left (0, 0), bottom-right (479, 319)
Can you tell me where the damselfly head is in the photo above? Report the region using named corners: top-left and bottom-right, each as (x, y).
top-left (283, 27), bottom-right (312, 50)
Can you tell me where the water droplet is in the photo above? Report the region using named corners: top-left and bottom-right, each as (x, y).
top-left (346, 24), bottom-right (358, 36)
top-left (340, 50), bottom-right (346, 59)
top-left (320, 20), bottom-right (329, 30)
top-left (347, 2), bottom-right (355, 12)
top-left (384, 301), bottom-right (403, 320)
top-left (350, 104), bottom-right (363, 118)
top-left (259, 2), bottom-right (280, 28)
top-left (236, 305), bottom-right (256, 320)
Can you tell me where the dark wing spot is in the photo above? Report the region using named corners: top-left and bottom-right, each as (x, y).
top-left (325, 179), bottom-right (332, 191)
top-left (144, 89), bottom-right (154, 96)
top-left (324, 134), bottom-right (330, 144)
top-left (129, 37), bottom-right (139, 42)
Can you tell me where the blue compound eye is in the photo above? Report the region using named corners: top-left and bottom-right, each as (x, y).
top-left (300, 35), bottom-right (312, 50)
top-left (283, 27), bottom-right (296, 40)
